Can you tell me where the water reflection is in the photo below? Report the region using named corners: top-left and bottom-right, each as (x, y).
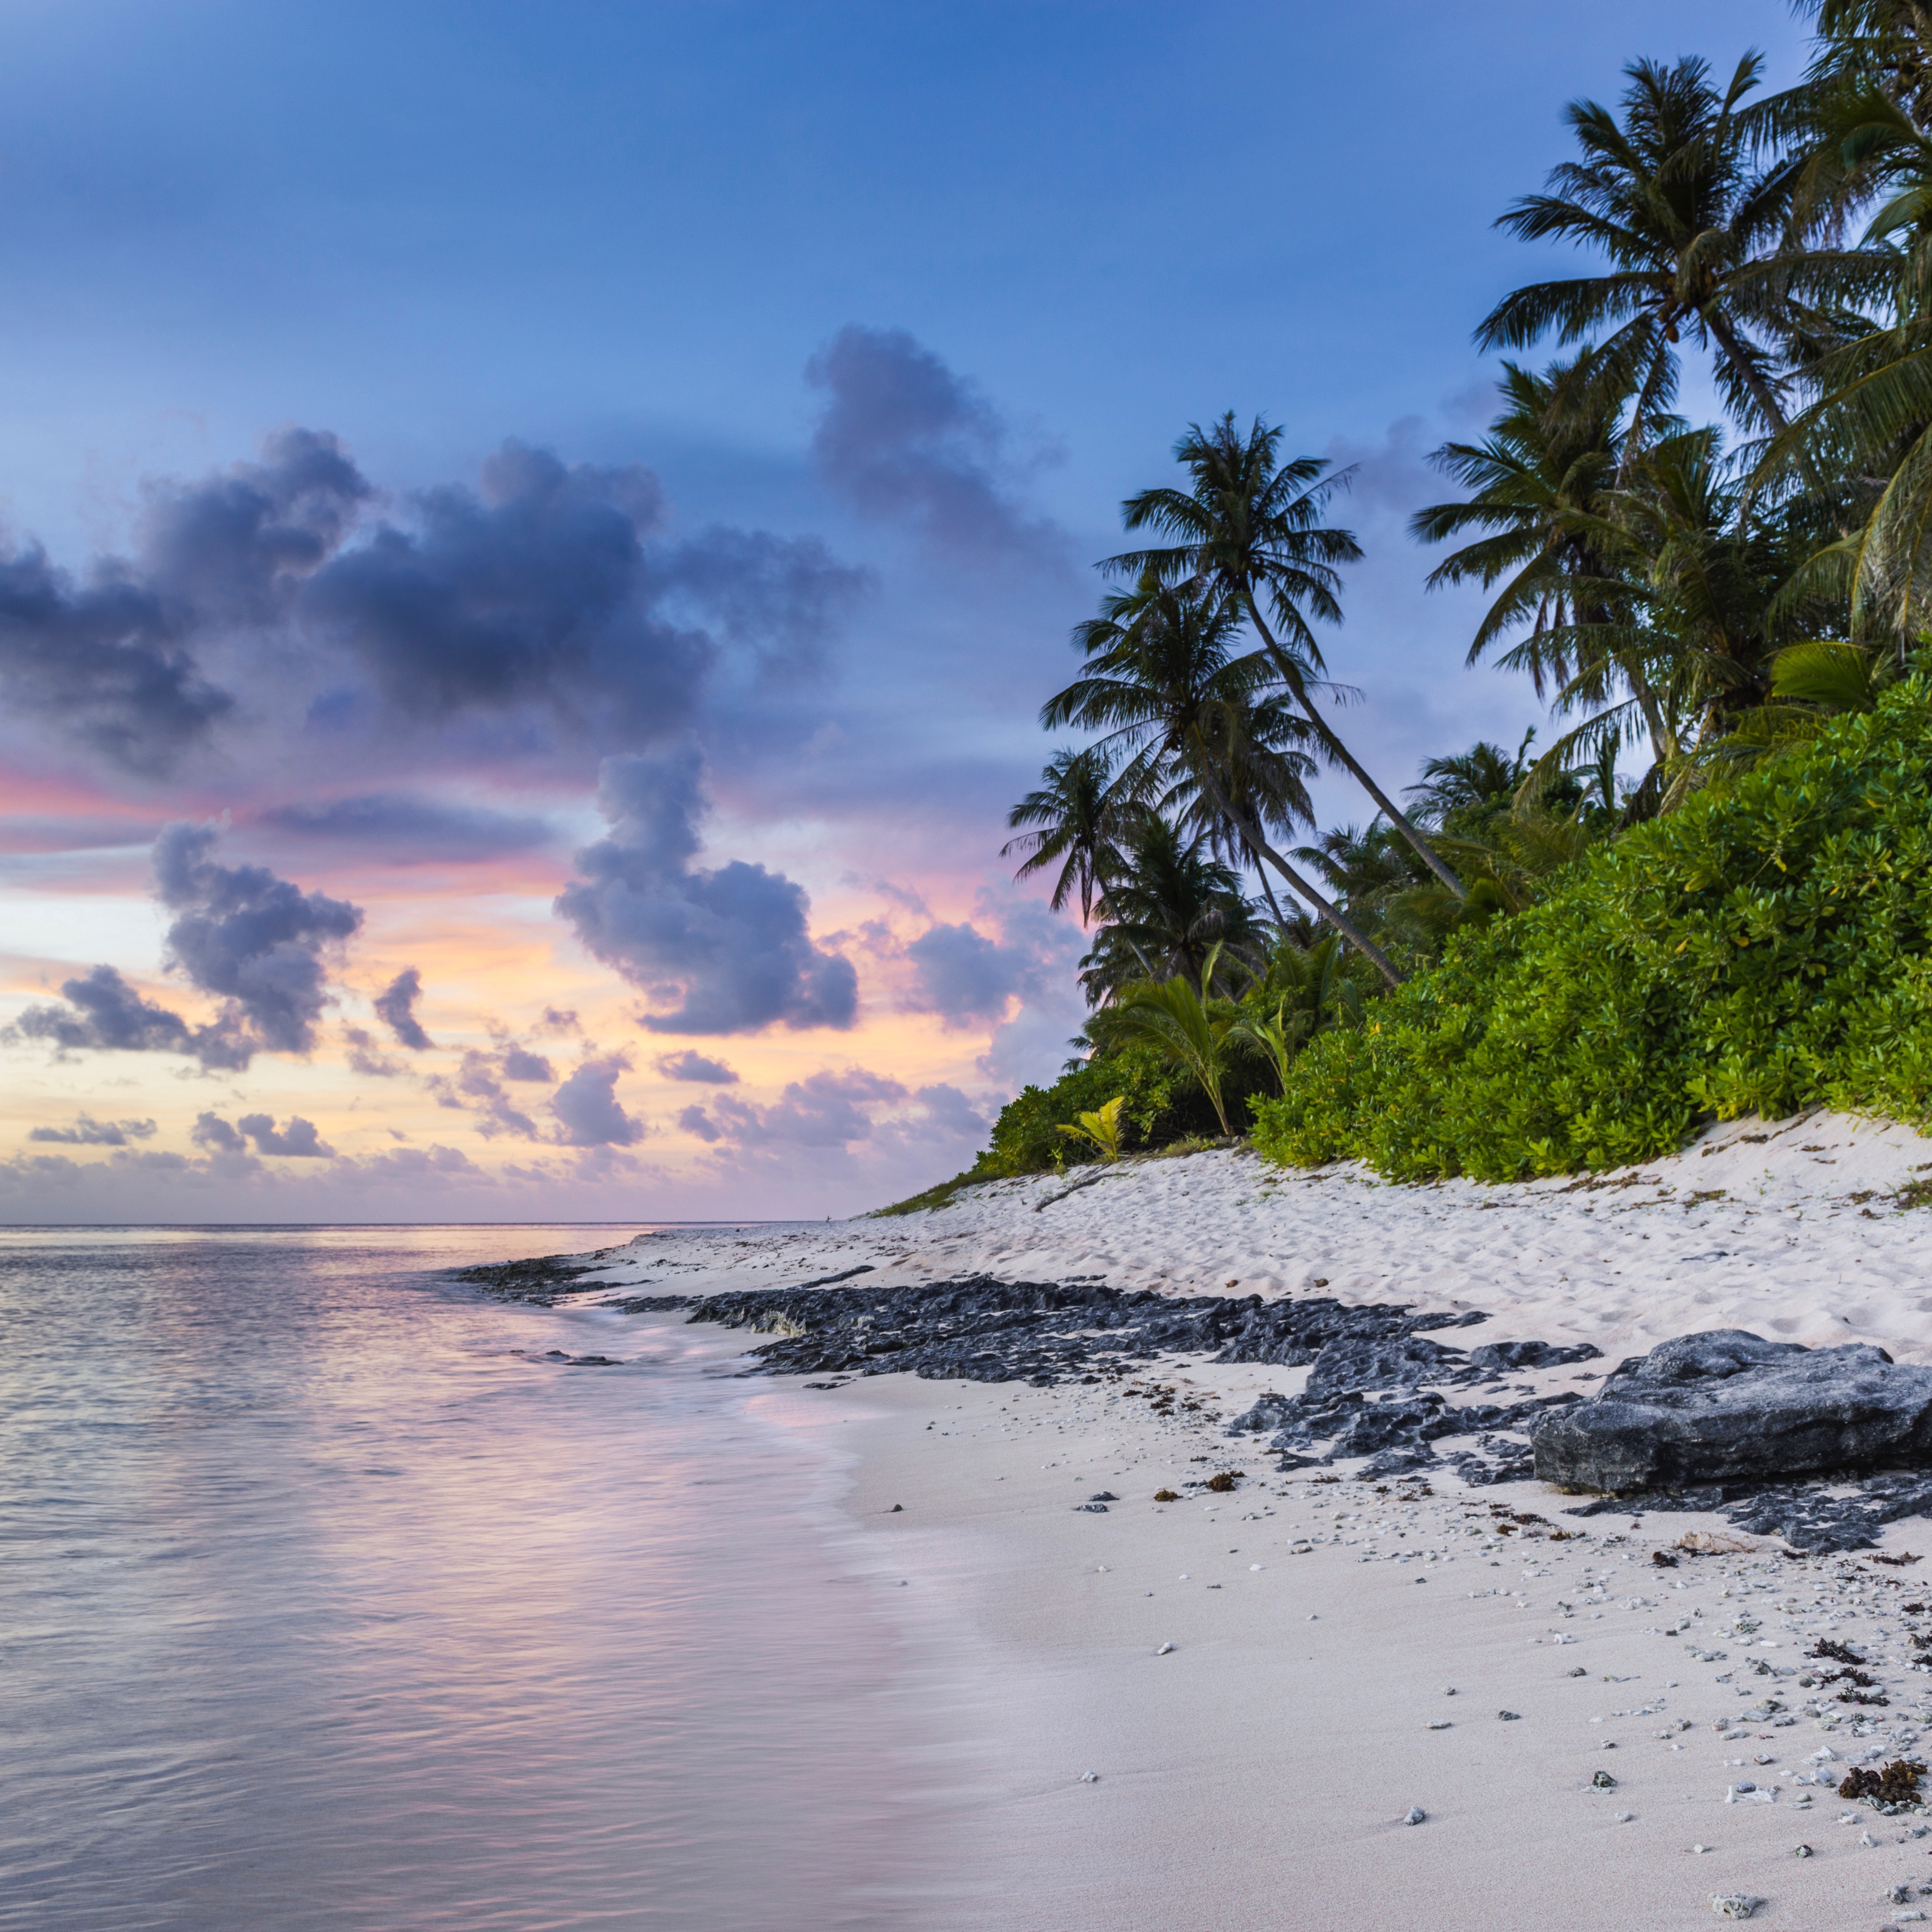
top-left (0, 1227), bottom-right (930, 1930)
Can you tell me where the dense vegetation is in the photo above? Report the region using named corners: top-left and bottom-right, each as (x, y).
top-left (946, 3), bottom-right (1932, 1193)
top-left (1254, 674), bottom-right (1932, 1178)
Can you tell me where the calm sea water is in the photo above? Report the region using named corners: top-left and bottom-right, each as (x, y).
top-left (0, 1225), bottom-right (940, 1931)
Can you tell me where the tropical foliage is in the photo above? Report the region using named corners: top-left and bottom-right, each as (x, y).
top-left (963, 2), bottom-right (1932, 1186)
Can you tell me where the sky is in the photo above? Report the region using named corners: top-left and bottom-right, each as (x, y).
top-left (0, 0), bottom-right (1814, 1223)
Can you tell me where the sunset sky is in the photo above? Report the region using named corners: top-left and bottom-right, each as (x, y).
top-left (0, 1), bottom-right (1805, 1221)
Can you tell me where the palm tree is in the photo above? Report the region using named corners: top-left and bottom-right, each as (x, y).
top-left (1076, 815), bottom-right (1260, 1002)
top-left (1044, 574), bottom-right (1405, 985)
top-left (1110, 414), bottom-right (1466, 899)
top-left (1411, 350), bottom-right (1641, 695)
top-left (1002, 745), bottom-right (1138, 922)
top-left (1477, 54), bottom-right (1826, 449)
top-left (1404, 734), bottom-right (1538, 825)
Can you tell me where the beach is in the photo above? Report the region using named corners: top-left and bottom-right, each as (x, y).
top-left (575, 1113), bottom-right (1932, 1929)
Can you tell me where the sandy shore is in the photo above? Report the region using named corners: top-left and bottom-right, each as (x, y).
top-left (592, 1112), bottom-right (1932, 1928)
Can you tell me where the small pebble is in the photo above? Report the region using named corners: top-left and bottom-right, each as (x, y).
top-left (1426, 1720), bottom-right (1452, 1731)
top-left (1691, 1843), bottom-right (1712, 1854)
top-left (1793, 1843), bottom-right (1813, 1858)
top-left (1710, 1896), bottom-right (1759, 1921)
top-left (1155, 1642), bottom-right (1174, 1656)
top-left (1616, 1810), bottom-right (1634, 1823)
top-left (1592, 1770), bottom-right (1617, 1789)
top-left (1499, 1710), bottom-right (1522, 1722)
top-left (1079, 1771), bottom-right (1099, 1783)
top-left (1402, 1806), bottom-right (1426, 1826)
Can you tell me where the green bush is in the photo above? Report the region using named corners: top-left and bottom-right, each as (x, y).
top-left (1250, 673), bottom-right (1932, 1181)
top-left (973, 1039), bottom-right (1264, 1179)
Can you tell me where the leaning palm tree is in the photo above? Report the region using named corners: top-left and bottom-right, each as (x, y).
top-left (1477, 54), bottom-right (1831, 449)
top-left (1045, 573), bottom-right (1405, 985)
top-left (1002, 744), bottom-right (1139, 923)
top-left (1110, 414), bottom-right (1465, 899)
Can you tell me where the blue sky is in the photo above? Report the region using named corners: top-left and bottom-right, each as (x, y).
top-left (0, 2), bottom-right (1817, 1219)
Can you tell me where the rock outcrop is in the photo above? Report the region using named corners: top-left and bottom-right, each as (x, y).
top-left (1532, 1329), bottom-right (1932, 1493)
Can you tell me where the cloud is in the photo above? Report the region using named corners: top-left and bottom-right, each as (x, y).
top-left (550, 1052), bottom-right (646, 1146)
top-left (902, 920), bottom-right (1034, 1027)
top-left (342, 1025), bottom-right (403, 1077)
top-left (806, 325), bottom-right (1063, 562)
top-left (0, 429), bottom-right (369, 775)
top-left (372, 967), bottom-right (432, 1049)
top-left (682, 1065), bottom-right (905, 1149)
top-left (28, 1113), bottom-right (157, 1146)
top-left (154, 821), bottom-right (363, 1060)
top-left (655, 1049), bottom-right (739, 1084)
top-left (302, 442), bottom-right (715, 749)
top-left (259, 793), bottom-right (554, 861)
top-left (555, 745), bottom-right (857, 1035)
top-left (498, 1044), bottom-right (554, 1081)
top-left (0, 429), bottom-right (867, 786)
top-left (652, 525), bottom-right (869, 683)
top-left (193, 1111), bottom-right (334, 1158)
top-left (8, 964), bottom-right (197, 1057)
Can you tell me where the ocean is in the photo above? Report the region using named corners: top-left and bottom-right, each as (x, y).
top-left (0, 1224), bottom-right (939, 1930)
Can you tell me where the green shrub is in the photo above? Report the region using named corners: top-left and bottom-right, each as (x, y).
top-left (973, 1039), bottom-right (1266, 1179)
top-left (1250, 673), bottom-right (1932, 1181)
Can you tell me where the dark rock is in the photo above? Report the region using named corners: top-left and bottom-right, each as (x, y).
top-left (1469, 1340), bottom-right (1603, 1372)
top-left (598, 1274), bottom-right (1489, 1388)
top-left (1532, 1331), bottom-right (1932, 1495)
top-left (1074, 1503), bottom-right (1109, 1512)
top-left (1088, 1491), bottom-right (1119, 1501)
top-left (456, 1249), bottom-right (625, 1305)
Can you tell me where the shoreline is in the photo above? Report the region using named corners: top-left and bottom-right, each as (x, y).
top-left (558, 1111), bottom-right (1932, 1927)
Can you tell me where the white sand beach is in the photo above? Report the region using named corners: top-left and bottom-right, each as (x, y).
top-left (590, 1116), bottom-right (1932, 1929)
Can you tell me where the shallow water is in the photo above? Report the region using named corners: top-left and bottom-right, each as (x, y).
top-left (0, 1225), bottom-right (933, 1930)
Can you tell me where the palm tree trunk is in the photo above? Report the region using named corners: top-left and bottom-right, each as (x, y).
top-left (1193, 760), bottom-right (1404, 987)
top-left (1241, 594), bottom-right (1466, 900)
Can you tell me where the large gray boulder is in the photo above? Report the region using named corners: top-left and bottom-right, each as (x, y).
top-left (1530, 1329), bottom-right (1932, 1494)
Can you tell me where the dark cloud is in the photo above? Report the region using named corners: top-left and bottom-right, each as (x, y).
top-left (556, 747), bottom-right (857, 1036)
top-left (0, 429), bottom-right (369, 774)
top-left (259, 793), bottom-right (554, 862)
top-left (154, 822), bottom-right (363, 1059)
top-left (903, 920), bottom-right (1034, 1027)
top-left (550, 1052), bottom-right (646, 1146)
top-left (241, 1113), bottom-right (333, 1158)
top-left (302, 442), bottom-right (712, 748)
top-left (806, 325), bottom-right (1063, 563)
top-left (192, 1111), bottom-right (333, 1158)
top-left (1, 428), bottom-right (866, 784)
top-left (7, 964), bottom-right (197, 1057)
top-left (655, 1049), bottom-right (739, 1084)
top-left (372, 967), bottom-right (432, 1049)
top-left (28, 1113), bottom-right (157, 1146)
top-left (681, 1066), bottom-right (905, 1148)
top-left (653, 525), bottom-right (869, 683)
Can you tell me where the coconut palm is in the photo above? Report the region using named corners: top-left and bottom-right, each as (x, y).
top-left (1076, 815), bottom-right (1260, 1002)
top-left (1109, 415), bottom-right (1466, 899)
top-left (1002, 744), bottom-right (1140, 923)
top-left (1477, 54), bottom-right (1828, 447)
top-left (1411, 351), bottom-right (1644, 695)
top-left (1044, 573), bottom-right (1405, 985)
